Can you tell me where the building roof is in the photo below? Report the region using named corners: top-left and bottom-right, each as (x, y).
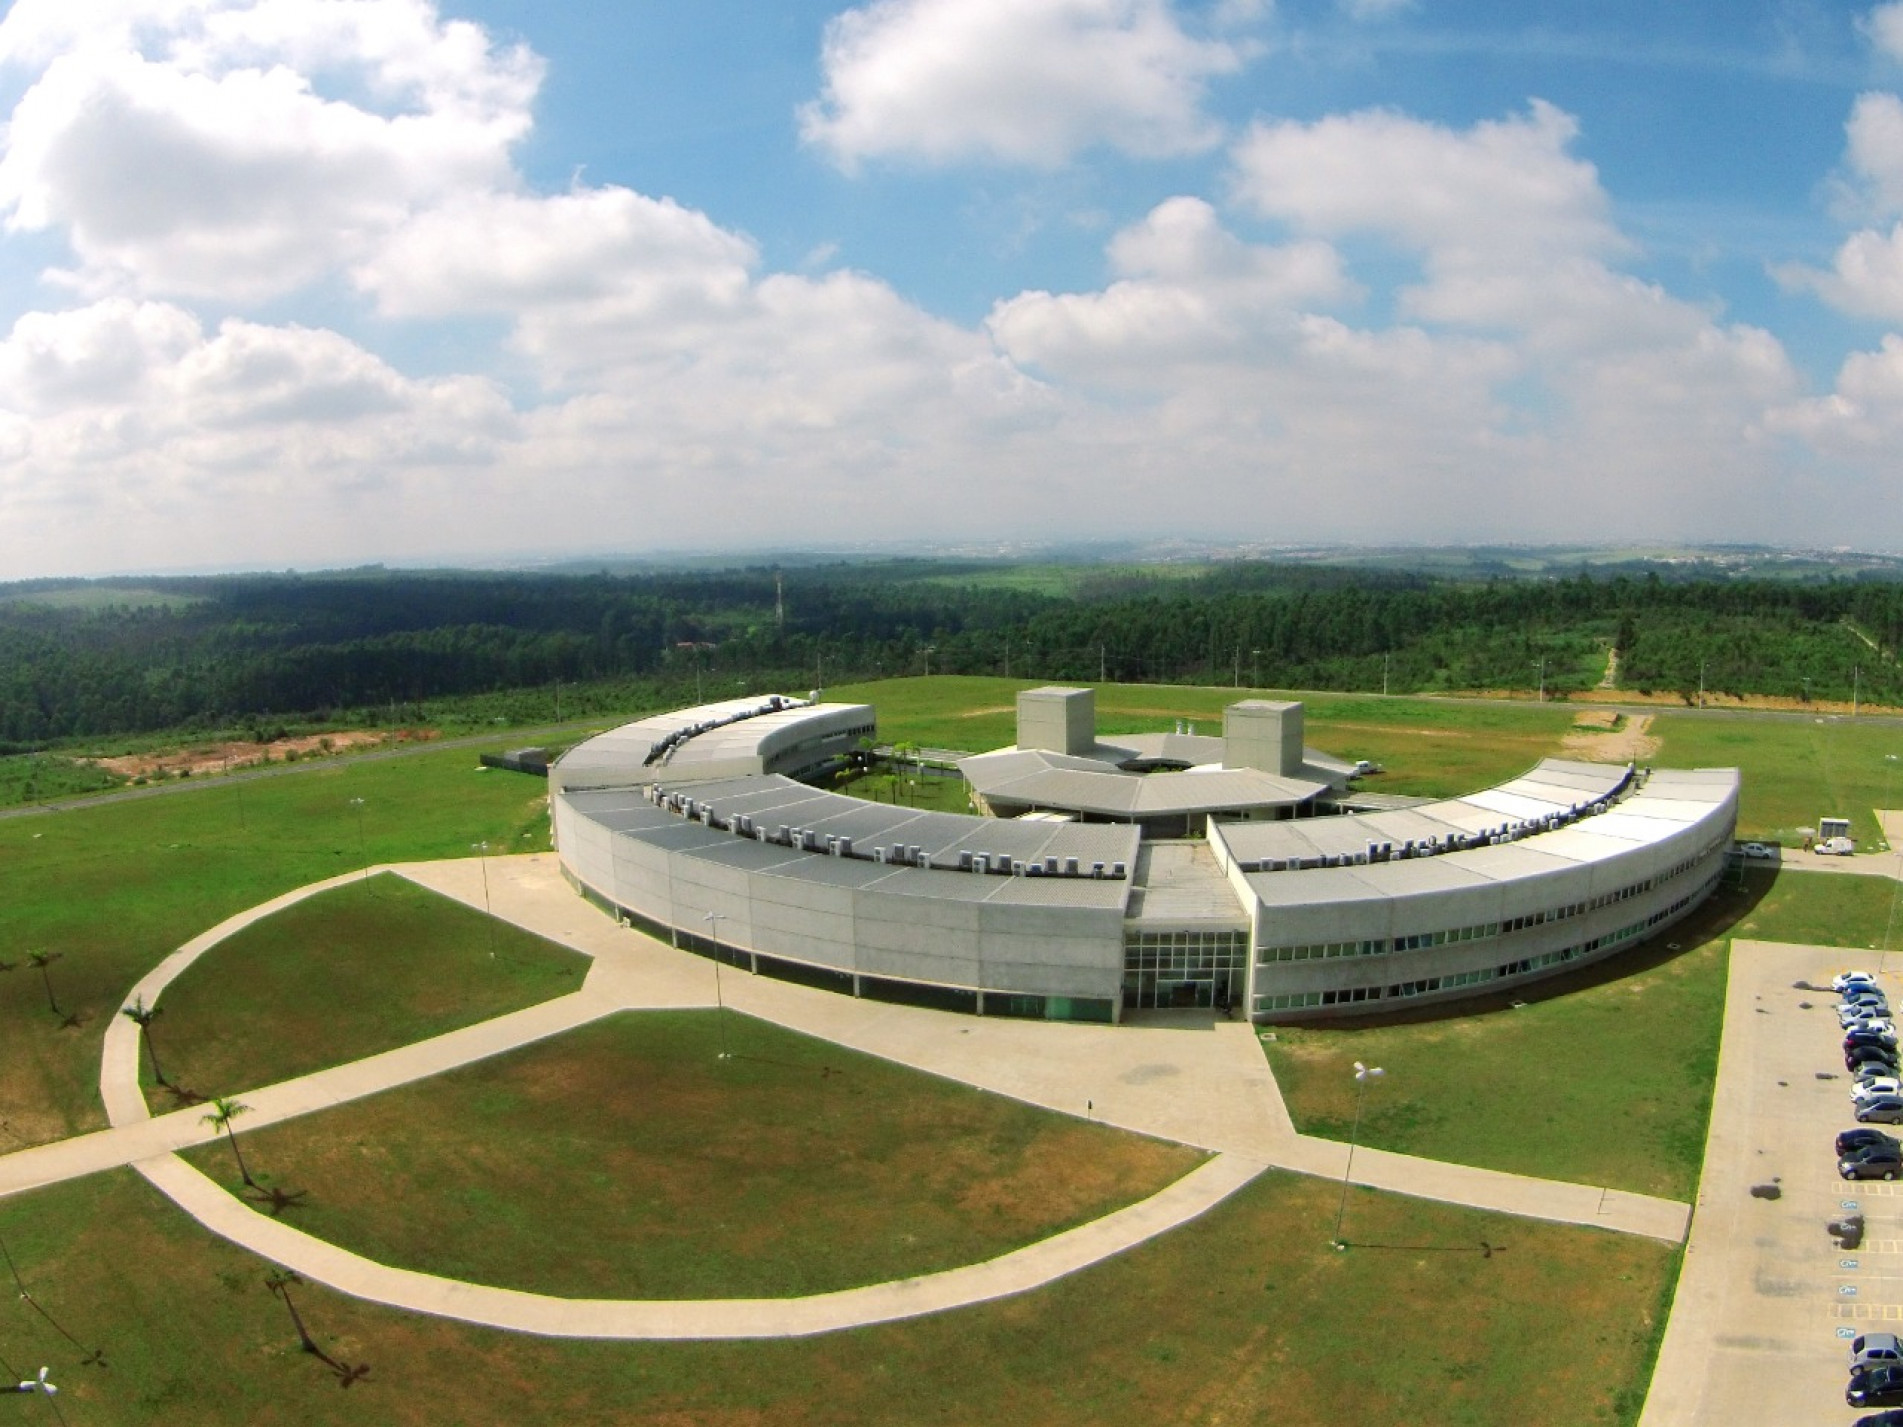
top-left (1215, 758), bottom-right (1737, 908)
top-left (563, 781), bottom-right (1137, 912)
top-left (958, 740), bottom-right (1338, 820)
top-left (550, 697), bottom-right (870, 793)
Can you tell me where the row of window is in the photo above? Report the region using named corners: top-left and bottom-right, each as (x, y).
top-left (1253, 869), bottom-right (1720, 1013)
top-left (1256, 833), bottom-right (1729, 964)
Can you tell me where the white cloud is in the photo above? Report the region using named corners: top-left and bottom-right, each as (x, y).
top-left (1864, 2), bottom-right (1903, 65)
top-left (0, 0), bottom-right (536, 301)
top-left (1782, 91), bottom-right (1903, 317)
top-left (1230, 101), bottom-right (1620, 265)
top-left (799, 0), bottom-right (1249, 169)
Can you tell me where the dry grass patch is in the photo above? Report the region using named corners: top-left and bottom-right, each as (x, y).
top-left (182, 1010), bottom-right (1205, 1299)
top-left (0, 1165), bottom-right (1675, 1427)
top-left (147, 873), bottom-right (589, 1108)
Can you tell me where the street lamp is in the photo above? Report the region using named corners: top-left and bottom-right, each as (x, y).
top-left (1332, 1061), bottom-right (1385, 1249)
top-left (703, 911), bottom-right (732, 1060)
top-left (471, 841), bottom-right (496, 958)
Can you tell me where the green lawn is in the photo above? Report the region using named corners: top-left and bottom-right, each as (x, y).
top-left (1652, 711), bottom-right (1903, 846)
top-left (0, 1164), bottom-right (1674, 1427)
top-left (146, 875), bottom-right (590, 1108)
top-left (181, 1011), bottom-right (1204, 1299)
top-left (1264, 868), bottom-right (1902, 1199)
top-left (0, 744), bottom-right (556, 1148)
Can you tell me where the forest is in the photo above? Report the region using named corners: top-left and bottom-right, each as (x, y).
top-left (1, 559), bottom-right (1902, 746)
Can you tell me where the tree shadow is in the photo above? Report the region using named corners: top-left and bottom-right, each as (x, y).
top-left (246, 1185), bottom-right (310, 1218)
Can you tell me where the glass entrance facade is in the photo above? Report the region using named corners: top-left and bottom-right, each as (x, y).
top-left (1122, 928), bottom-right (1248, 1011)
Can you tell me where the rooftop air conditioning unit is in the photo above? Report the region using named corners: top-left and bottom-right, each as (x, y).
top-left (1064, 857), bottom-right (1079, 876)
top-left (1012, 860), bottom-right (1026, 876)
top-left (1026, 862), bottom-right (1044, 877)
top-left (1091, 861), bottom-right (1106, 878)
top-left (873, 847), bottom-right (887, 864)
top-left (1044, 856), bottom-right (1059, 874)
top-left (1111, 861), bottom-right (1127, 878)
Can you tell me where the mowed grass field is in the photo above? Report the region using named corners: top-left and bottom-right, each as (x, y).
top-left (0, 743), bottom-right (555, 1148)
top-left (146, 875), bottom-right (590, 1109)
top-left (181, 1011), bottom-right (1204, 1299)
top-left (1651, 711), bottom-right (1903, 846)
top-left (1265, 869), bottom-right (1902, 1199)
top-left (0, 1166), bottom-right (1674, 1427)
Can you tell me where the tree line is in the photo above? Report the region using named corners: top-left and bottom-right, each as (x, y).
top-left (2, 562), bottom-right (1901, 744)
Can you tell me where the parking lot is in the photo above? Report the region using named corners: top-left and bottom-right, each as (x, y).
top-left (1641, 940), bottom-right (1903, 1425)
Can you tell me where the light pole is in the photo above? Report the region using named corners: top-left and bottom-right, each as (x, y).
top-left (1884, 755), bottom-right (1901, 968)
top-left (1332, 1061), bottom-right (1384, 1249)
top-left (1252, 647), bottom-right (1261, 689)
top-left (703, 912), bottom-right (732, 1059)
top-left (471, 842), bottom-right (496, 958)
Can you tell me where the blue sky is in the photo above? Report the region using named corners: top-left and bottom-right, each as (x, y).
top-left (0, 0), bottom-right (1901, 575)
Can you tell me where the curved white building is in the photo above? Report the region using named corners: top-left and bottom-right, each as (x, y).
top-left (551, 690), bottom-right (1739, 1024)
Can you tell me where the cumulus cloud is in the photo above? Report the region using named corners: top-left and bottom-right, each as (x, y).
top-left (799, 0), bottom-right (1249, 169)
top-left (0, 0), bottom-right (536, 301)
top-left (1781, 91), bottom-right (1903, 317)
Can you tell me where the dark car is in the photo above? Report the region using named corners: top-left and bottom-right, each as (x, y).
top-left (1851, 1363), bottom-right (1903, 1408)
top-left (1858, 1097), bottom-right (1903, 1124)
top-left (1842, 1129), bottom-right (1903, 1157)
top-left (1849, 1029), bottom-right (1900, 1052)
top-left (1854, 1409), bottom-right (1903, 1426)
top-left (1844, 1148), bottom-right (1903, 1179)
top-left (1850, 1047), bottom-right (1901, 1074)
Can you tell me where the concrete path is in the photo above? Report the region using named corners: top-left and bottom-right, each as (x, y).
top-left (0, 852), bottom-right (1692, 1344)
top-left (132, 1147), bottom-right (1267, 1340)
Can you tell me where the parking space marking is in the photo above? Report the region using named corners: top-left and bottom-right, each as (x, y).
top-left (1834, 1303), bottom-right (1903, 1320)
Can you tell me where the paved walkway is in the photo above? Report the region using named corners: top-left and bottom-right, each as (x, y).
top-left (0, 853), bottom-right (1690, 1342)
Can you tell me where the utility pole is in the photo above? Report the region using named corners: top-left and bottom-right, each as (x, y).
top-left (1855, 664), bottom-right (1862, 718)
top-left (1100, 644), bottom-right (1106, 683)
top-left (1697, 661), bottom-right (1705, 711)
top-left (775, 571), bottom-right (784, 631)
top-left (1382, 652), bottom-right (1389, 697)
top-left (1536, 659), bottom-right (1546, 703)
top-left (1233, 644), bottom-right (1241, 688)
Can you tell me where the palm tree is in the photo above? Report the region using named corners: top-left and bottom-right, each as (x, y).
top-left (120, 997), bottom-right (169, 1088)
top-left (25, 950), bottom-right (61, 1016)
top-left (201, 1097), bottom-right (256, 1188)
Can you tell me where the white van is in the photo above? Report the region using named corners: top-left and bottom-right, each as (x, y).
top-left (1819, 836), bottom-right (1857, 856)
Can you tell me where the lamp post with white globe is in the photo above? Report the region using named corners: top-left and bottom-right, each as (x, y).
top-left (1332, 1061), bottom-right (1384, 1249)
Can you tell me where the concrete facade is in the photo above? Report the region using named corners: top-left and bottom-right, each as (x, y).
top-left (1016, 686), bottom-right (1095, 756)
top-left (552, 697), bottom-right (1739, 1026)
top-left (1224, 700), bottom-right (1304, 777)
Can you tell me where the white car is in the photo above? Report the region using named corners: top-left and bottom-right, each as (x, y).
top-left (1739, 842), bottom-right (1776, 859)
top-left (1854, 1078), bottom-right (1903, 1102)
top-left (1838, 971), bottom-right (1882, 992)
top-left (1845, 1015), bottom-right (1897, 1036)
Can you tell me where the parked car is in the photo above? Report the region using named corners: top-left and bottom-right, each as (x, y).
top-left (1851, 1049), bottom-right (1903, 1076)
top-left (1849, 1029), bottom-right (1900, 1052)
top-left (1739, 841), bottom-right (1775, 859)
top-left (1840, 971), bottom-right (1883, 992)
top-left (1844, 1007), bottom-right (1894, 1028)
top-left (1841, 1129), bottom-right (1903, 1158)
top-left (1855, 1079), bottom-right (1903, 1103)
top-left (1849, 1020), bottom-right (1900, 1040)
top-left (1853, 1334), bottom-right (1903, 1374)
top-left (1844, 1147), bottom-right (1903, 1179)
top-left (1858, 1064), bottom-right (1903, 1086)
top-left (1854, 1409), bottom-right (1903, 1427)
top-left (1856, 1097), bottom-right (1903, 1124)
top-left (1850, 1362), bottom-right (1903, 1407)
